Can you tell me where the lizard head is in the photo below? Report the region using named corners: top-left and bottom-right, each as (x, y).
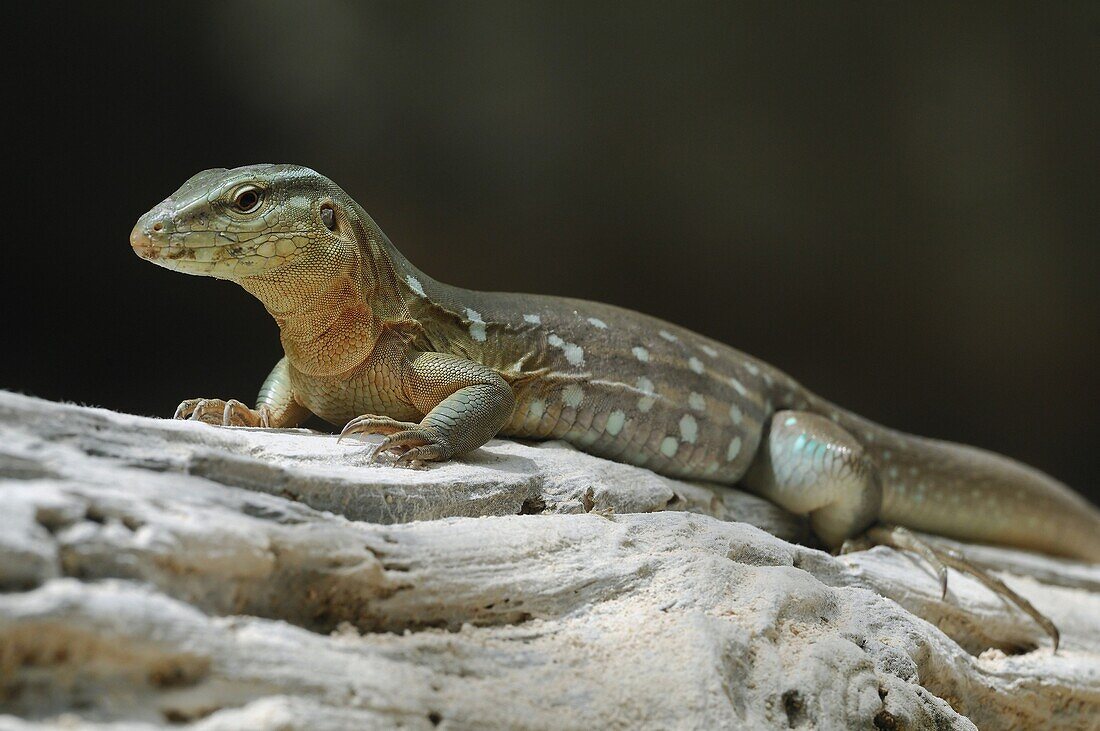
top-left (130, 164), bottom-right (361, 280)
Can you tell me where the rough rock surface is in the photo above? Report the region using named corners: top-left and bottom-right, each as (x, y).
top-left (0, 391), bottom-right (1098, 730)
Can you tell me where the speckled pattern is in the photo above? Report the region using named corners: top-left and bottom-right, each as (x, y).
top-left (132, 164), bottom-right (1100, 561)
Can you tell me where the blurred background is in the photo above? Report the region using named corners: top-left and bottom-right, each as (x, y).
top-left (5, 2), bottom-right (1098, 498)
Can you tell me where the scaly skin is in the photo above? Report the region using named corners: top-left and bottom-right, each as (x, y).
top-left (131, 165), bottom-right (1100, 569)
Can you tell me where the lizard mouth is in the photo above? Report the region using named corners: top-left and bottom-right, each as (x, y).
top-left (130, 224), bottom-right (224, 276)
top-left (130, 224), bottom-right (285, 280)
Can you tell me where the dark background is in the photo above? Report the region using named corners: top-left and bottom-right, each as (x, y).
top-left (5, 2), bottom-right (1098, 499)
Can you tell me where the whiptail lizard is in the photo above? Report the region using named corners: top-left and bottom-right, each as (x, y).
top-left (132, 164), bottom-right (1100, 648)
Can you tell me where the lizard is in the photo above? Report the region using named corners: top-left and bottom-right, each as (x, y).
top-left (131, 164), bottom-right (1100, 649)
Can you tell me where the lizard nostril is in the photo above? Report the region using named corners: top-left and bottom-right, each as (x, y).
top-left (152, 222), bottom-right (164, 232)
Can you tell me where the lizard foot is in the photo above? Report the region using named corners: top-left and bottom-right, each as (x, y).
top-left (174, 398), bottom-right (271, 427)
top-left (338, 416), bottom-right (454, 466)
top-left (845, 524), bottom-right (1059, 652)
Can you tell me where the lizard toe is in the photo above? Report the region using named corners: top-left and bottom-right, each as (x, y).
top-left (865, 525), bottom-right (1059, 652)
top-left (394, 444), bottom-right (450, 467)
top-left (369, 428), bottom-right (450, 465)
top-left (173, 398), bottom-right (203, 420)
top-left (222, 399), bottom-right (261, 427)
top-left (175, 398), bottom-right (262, 427)
top-left (338, 414), bottom-right (420, 443)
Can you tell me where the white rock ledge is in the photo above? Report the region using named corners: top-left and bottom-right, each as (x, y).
top-left (0, 391), bottom-right (1098, 730)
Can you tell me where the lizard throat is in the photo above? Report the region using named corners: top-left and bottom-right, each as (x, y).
top-left (239, 248), bottom-right (382, 378)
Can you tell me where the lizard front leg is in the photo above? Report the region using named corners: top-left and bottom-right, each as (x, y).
top-left (173, 357), bottom-right (311, 428)
top-left (339, 351), bottom-right (516, 466)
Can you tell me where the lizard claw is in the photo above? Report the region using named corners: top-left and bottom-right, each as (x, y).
top-left (338, 415), bottom-right (420, 444)
top-left (359, 427), bottom-right (452, 466)
top-left (173, 397), bottom-right (266, 427)
top-left (393, 444), bottom-right (449, 467)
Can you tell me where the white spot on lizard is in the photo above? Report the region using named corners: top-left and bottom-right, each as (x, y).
top-left (729, 403), bottom-right (743, 424)
top-left (659, 330), bottom-right (678, 342)
top-left (548, 333), bottom-right (585, 367)
top-left (405, 275), bottom-right (426, 298)
top-left (700, 344), bottom-right (718, 358)
top-left (729, 377), bottom-right (748, 396)
top-left (726, 436), bottom-right (743, 462)
top-left (587, 317), bottom-right (608, 329)
top-left (606, 410), bottom-right (626, 436)
top-left (465, 308), bottom-right (487, 342)
top-left (562, 384), bottom-right (584, 408)
top-left (524, 314), bottom-right (542, 325)
top-left (660, 436), bottom-right (679, 458)
top-left (689, 392), bottom-right (706, 411)
top-left (632, 346), bottom-right (650, 363)
top-left (688, 357), bottom-right (705, 374)
top-left (563, 344), bottom-right (585, 366)
top-left (679, 414), bottom-right (698, 443)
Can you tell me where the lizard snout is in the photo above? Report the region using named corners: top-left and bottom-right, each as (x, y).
top-left (130, 209), bottom-right (175, 260)
top-left (129, 221), bottom-right (160, 259)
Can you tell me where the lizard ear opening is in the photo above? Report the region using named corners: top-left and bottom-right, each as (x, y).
top-left (321, 203), bottom-right (337, 231)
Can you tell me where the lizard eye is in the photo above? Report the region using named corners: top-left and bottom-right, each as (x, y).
top-left (320, 203), bottom-right (337, 231)
top-left (232, 186), bottom-right (263, 214)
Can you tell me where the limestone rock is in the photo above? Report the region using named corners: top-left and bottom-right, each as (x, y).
top-left (1, 391), bottom-right (1098, 730)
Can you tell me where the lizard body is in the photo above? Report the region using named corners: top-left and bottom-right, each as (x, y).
top-left (131, 165), bottom-right (1100, 565)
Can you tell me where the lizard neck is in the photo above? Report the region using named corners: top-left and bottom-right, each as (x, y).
top-left (239, 249), bottom-right (376, 377)
top-left (238, 210), bottom-right (430, 378)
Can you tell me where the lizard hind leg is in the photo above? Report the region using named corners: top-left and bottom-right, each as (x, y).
top-left (745, 411), bottom-right (1059, 651)
top-left (744, 410), bottom-right (883, 549)
top-left (850, 525), bottom-right (1060, 652)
